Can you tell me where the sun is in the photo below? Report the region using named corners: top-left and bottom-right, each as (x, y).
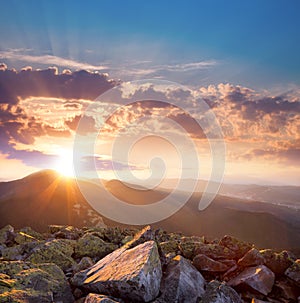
top-left (54, 149), bottom-right (75, 178)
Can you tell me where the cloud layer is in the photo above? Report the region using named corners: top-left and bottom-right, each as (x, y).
top-left (0, 65), bottom-right (299, 173)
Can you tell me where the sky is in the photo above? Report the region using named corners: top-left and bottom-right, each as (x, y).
top-left (0, 0), bottom-right (299, 185)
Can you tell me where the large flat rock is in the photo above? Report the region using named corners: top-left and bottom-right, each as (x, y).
top-left (72, 240), bottom-right (162, 302)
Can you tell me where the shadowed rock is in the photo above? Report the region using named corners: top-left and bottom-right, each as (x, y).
top-left (238, 248), bottom-right (265, 267)
top-left (219, 235), bottom-right (253, 259)
top-left (201, 280), bottom-right (242, 303)
top-left (194, 243), bottom-right (236, 260)
top-left (285, 259), bottom-right (300, 285)
top-left (158, 255), bottom-right (205, 302)
top-left (260, 249), bottom-right (293, 276)
top-left (193, 254), bottom-right (229, 272)
top-left (228, 265), bottom-right (275, 295)
top-left (84, 293), bottom-right (121, 302)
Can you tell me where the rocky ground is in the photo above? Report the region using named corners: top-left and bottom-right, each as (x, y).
top-left (0, 224), bottom-right (299, 303)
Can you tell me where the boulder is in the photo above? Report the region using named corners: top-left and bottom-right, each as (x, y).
top-left (0, 225), bottom-right (15, 246)
top-left (228, 265), bottom-right (275, 295)
top-left (14, 232), bottom-right (38, 245)
top-left (238, 248), bottom-right (265, 267)
top-left (273, 278), bottom-right (299, 301)
top-left (72, 241), bottom-right (162, 302)
top-left (260, 249), bottom-right (293, 275)
top-left (0, 260), bottom-right (73, 303)
top-left (201, 280), bottom-right (242, 303)
top-left (159, 255), bottom-right (205, 302)
top-left (159, 240), bottom-right (179, 255)
top-left (285, 259), bottom-right (300, 284)
top-left (219, 235), bottom-right (253, 259)
top-left (73, 257), bottom-right (94, 273)
top-left (178, 236), bottom-right (204, 259)
top-left (124, 225), bottom-right (155, 249)
top-left (193, 254), bottom-right (229, 272)
top-left (2, 244), bottom-right (24, 261)
top-left (54, 225), bottom-right (82, 240)
top-left (75, 233), bottom-right (117, 259)
top-left (194, 243), bottom-right (236, 260)
top-left (26, 239), bottom-right (76, 271)
top-left (19, 227), bottom-right (44, 240)
top-left (2, 241), bottom-right (40, 261)
top-left (84, 293), bottom-right (121, 303)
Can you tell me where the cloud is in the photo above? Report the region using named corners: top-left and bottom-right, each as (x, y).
top-left (0, 65), bottom-right (119, 104)
top-left (79, 155), bottom-right (142, 172)
top-left (0, 65), bottom-right (299, 170)
top-left (65, 115), bottom-right (96, 135)
top-left (108, 60), bottom-right (218, 79)
top-left (0, 49), bottom-right (108, 71)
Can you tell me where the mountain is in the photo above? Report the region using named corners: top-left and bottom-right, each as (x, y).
top-left (0, 170), bottom-right (299, 253)
top-left (0, 170), bottom-right (105, 231)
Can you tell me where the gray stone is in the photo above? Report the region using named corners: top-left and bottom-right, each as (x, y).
top-left (73, 256), bottom-right (94, 273)
top-left (74, 233), bottom-right (117, 259)
top-left (201, 280), bottom-right (242, 303)
top-left (228, 265), bottom-right (275, 295)
top-left (193, 254), bottom-right (229, 272)
top-left (285, 259), bottom-right (300, 284)
top-left (0, 260), bottom-right (74, 303)
top-left (219, 235), bottom-right (253, 259)
top-left (72, 241), bottom-right (162, 302)
top-left (260, 249), bottom-right (293, 275)
top-left (159, 255), bottom-right (205, 303)
top-left (0, 225), bottom-right (15, 245)
top-left (238, 248), bottom-right (264, 267)
top-left (84, 293), bottom-right (120, 303)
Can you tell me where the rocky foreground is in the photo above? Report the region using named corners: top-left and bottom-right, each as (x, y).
top-left (0, 225), bottom-right (299, 303)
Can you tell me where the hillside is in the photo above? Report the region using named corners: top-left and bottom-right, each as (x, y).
top-left (0, 171), bottom-right (299, 253)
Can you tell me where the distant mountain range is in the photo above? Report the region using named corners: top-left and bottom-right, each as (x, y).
top-left (0, 170), bottom-right (299, 254)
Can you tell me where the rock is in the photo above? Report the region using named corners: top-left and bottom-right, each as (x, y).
top-left (26, 239), bottom-right (76, 271)
top-left (194, 243), bottom-right (236, 260)
top-left (0, 260), bottom-right (74, 303)
top-left (54, 225), bottom-right (82, 240)
top-left (178, 236), bottom-right (204, 259)
top-left (75, 233), bottom-right (117, 259)
top-left (285, 259), bottom-right (300, 284)
top-left (201, 280), bottom-right (242, 303)
top-left (14, 231), bottom-right (38, 245)
top-left (0, 225), bottom-right (15, 246)
top-left (19, 227), bottom-right (44, 240)
top-left (124, 225), bottom-right (155, 249)
top-left (120, 235), bottom-right (133, 245)
top-left (48, 224), bottom-right (68, 234)
top-left (159, 240), bottom-right (179, 255)
top-left (99, 227), bottom-right (125, 244)
top-left (193, 254), bottom-right (229, 272)
top-left (273, 278), bottom-right (299, 301)
top-left (2, 241), bottom-right (40, 261)
top-left (219, 235), bottom-right (253, 259)
top-left (228, 265), bottom-right (275, 295)
top-left (84, 293), bottom-right (121, 303)
top-left (73, 257), bottom-right (94, 273)
top-left (238, 248), bottom-right (265, 267)
top-left (260, 249), bottom-right (293, 276)
top-left (72, 241), bottom-right (162, 302)
top-left (158, 255), bottom-right (205, 303)
top-left (2, 244), bottom-right (24, 261)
